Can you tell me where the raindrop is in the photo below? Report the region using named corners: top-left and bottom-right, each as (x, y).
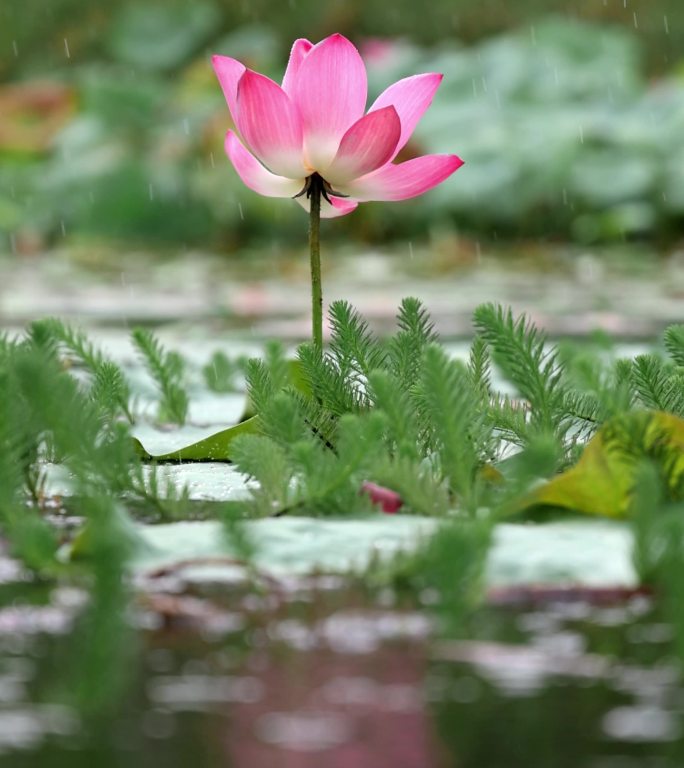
top-left (623, 0), bottom-right (627, 8)
top-left (238, 203), bottom-right (244, 221)
top-left (578, 125), bottom-right (584, 144)
top-left (664, 15), bottom-right (670, 35)
top-left (63, 38), bottom-right (70, 59)
top-left (633, 12), bottom-right (638, 29)
top-left (481, 76), bottom-right (488, 93)
top-left (182, 118), bottom-right (190, 135)
top-left (11, 40), bottom-right (18, 57)
top-left (148, 183), bottom-right (155, 202)
top-left (408, 241), bottom-right (414, 260)
top-left (60, 220), bottom-right (66, 237)
top-left (209, 152), bottom-right (215, 168)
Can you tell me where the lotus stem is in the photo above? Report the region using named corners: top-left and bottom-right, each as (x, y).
top-left (308, 174), bottom-right (323, 349)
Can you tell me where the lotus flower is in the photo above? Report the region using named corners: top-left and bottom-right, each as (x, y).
top-left (212, 34), bottom-right (463, 218)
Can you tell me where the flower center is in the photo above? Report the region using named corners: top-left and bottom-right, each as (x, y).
top-left (293, 173), bottom-right (348, 203)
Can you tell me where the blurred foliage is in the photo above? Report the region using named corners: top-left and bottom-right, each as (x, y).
top-left (0, 0), bottom-right (683, 251)
top-left (2, 0), bottom-right (682, 77)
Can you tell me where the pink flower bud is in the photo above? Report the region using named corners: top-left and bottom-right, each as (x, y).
top-left (361, 481), bottom-right (403, 514)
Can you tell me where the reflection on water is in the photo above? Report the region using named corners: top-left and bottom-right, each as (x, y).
top-left (1, 570), bottom-right (684, 767)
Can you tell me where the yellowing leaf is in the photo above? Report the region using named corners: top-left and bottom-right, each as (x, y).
top-left (521, 411), bottom-right (684, 518)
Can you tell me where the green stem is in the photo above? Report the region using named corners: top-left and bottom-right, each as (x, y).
top-left (308, 175), bottom-right (323, 349)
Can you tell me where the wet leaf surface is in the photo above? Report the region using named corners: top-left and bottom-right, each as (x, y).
top-left (134, 417), bottom-right (259, 462)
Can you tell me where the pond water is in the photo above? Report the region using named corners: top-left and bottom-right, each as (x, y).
top-left (0, 570), bottom-right (681, 767)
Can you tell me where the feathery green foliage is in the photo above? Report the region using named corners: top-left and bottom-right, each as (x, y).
top-left (0, 321), bottom-right (192, 539)
top-left (368, 369), bottom-right (421, 461)
top-left (472, 303), bottom-right (623, 461)
top-left (474, 303), bottom-right (568, 435)
top-left (664, 324), bottom-right (684, 368)
top-left (631, 354), bottom-right (684, 416)
top-left (328, 300), bottom-right (387, 381)
top-left (6, 299), bottom-right (684, 554)
top-left (202, 350), bottom-right (247, 392)
top-left (228, 299), bottom-right (684, 525)
top-left (297, 341), bottom-right (367, 416)
top-left (367, 453), bottom-right (449, 517)
top-left (365, 515), bottom-right (493, 633)
top-left (38, 317), bottom-right (133, 423)
top-left (230, 433), bottom-right (294, 517)
top-left (467, 335), bottom-right (493, 402)
top-left (629, 463), bottom-right (684, 663)
top-left (233, 299), bottom-right (497, 517)
top-left (243, 342), bottom-right (290, 417)
top-left (131, 327), bottom-right (188, 424)
top-left (0, 360), bottom-right (56, 569)
top-left (125, 461), bottom-right (192, 521)
top-left (91, 361), bottom-right (134, 426)
top-left (0, 339), bottom-right (128, 578)
top-left (416, 345), bottom-right (492, 512)
top-left (388, 296), bottom-right (439, 387)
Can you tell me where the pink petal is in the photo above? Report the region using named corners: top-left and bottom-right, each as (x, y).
top-left (292, 34), bottom-right (368, 170)
top-left (324, 106), bottom-right (401, 186)
top-left (281, 38), bottom-right (314, 96)
top-left (224, 131), bottom-right (304, 198)
top-left (361, 481), bottom-right (403, 514)
top-left (295, 193), bottom-right (358, 219)
top-left (212, 55), bottom-right (246, 127)
top-left (236, 70), bottom-right (306, 179)
top-left (369, 73), bottom-right (443, 160)
top-left (340, 154), bottom-right (464, 202)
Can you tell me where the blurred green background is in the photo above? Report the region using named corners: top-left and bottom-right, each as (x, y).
top-left (1, 0), bottom-right (683, 254)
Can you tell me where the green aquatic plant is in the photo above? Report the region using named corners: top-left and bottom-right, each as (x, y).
top-left (230, 299), bottom-right (567, 518)
top-left (202, 349), bottom-right (248, 393)
top-left (7, 300), bottom-right (684, 530)
top-left (630, 462), bottom-right (684, 663)
top-left (36, 317), bottom-right (134, 423)
top-left (131, 327), bottom-right (189, 425)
